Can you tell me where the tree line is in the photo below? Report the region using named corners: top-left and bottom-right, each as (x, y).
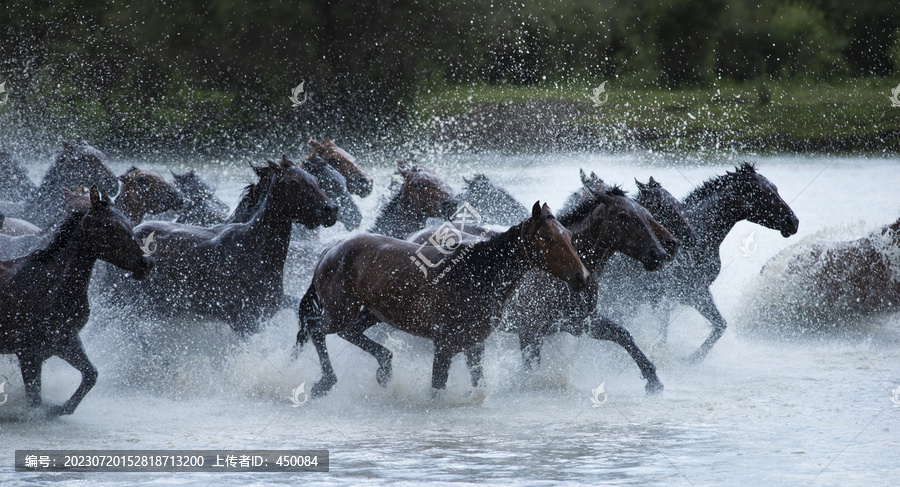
top-left (0, 0), bottom-right (897, 153)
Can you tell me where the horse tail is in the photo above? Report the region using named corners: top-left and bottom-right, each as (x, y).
top-left (294, 284), bottom-right (323, 355)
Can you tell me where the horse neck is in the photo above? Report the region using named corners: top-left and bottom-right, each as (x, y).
top-left (113, 189), bottom-right (143, 224)
top-left (683, 188), bottom-right (747, 252)
top-left (570, 225), bottom-right (615, 272)
top-left (242, 182), bottom-right (294, 266)
top-left (370, 192), bottom-right (425, 238)
top-left (28, 226), bottom-right (98, 299)
top-left (449, 224), bottom-right (531, 300)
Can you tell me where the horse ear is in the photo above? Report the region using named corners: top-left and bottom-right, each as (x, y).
top-left (397, 159), bottom-right (409, 176)
top-left (648, 176), bottom-right (658, 185)
top-left (309, 138), bottom-right (323, 149)
top-left (531, 201), bottom-right (542, 220)
top-left (281, 155), bottom-right (293, 168)
top-left (541, 202), bottom-right (553, 218)
top-left (267, 160), bottom-right (279, 170)
top-left (580, 169), bottom-right (589, 186)
top-left (635, 178), bottom-right (646, 190)
top-left (90, 185), bottom-right (101, 206)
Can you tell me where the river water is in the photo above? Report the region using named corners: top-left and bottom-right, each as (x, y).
top-left (1, 152), bottom-right (898, 486)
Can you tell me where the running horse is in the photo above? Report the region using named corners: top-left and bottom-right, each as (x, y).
top-left (107, 158), bottom-right (338, 334)
top-left (0, 187), bottom-right (153, 415)
top-left (598, 163), bottom-right (799, 363)
top-left (369, 160), bottom-right (459, 239)
top-left (296, 202), bottom-right (590, 398)
top-left (308, 139), bottom-right (373, 197)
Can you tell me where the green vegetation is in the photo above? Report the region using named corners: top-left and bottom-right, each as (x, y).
top-left (415, 80), bottom-right (900, 153)
top-left (0, 1), bottom-right (898, 154)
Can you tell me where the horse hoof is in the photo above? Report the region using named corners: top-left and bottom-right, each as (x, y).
top-left (46, 405), bottom-right (70, 417)
top-left (310, 378), bottom-right (335, 398)
top-left (376, 366), bottom-right (392, 387)
top-left (645, 378), bottom-right (664, 396)
top-left (682, 351), bottom-right (706, 365)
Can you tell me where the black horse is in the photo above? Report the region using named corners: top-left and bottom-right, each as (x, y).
top-left (106, 159), bottom-right (338, 334)
top-left (171, 170), bottom-right (230, 226)
top-left (0, 187), bottom-right (153, 415)
top-left (455, 173), bottom-right (528, 226)
top-left (597, 163), bottom-right (799, 363)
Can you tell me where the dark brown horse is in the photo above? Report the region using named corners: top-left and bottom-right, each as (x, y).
top-left (115, 167), bottom-right (185, 224)
top-left (107, 159), bottom-right (338, 333)
top-left (414, 182), bottom-right (679, 393)
top-left (369, 160), bottom-right (459, 238)
top-left (296, 202), bottom-right (590, 398)
top-left (308, 139), bottom-right (373, 197)
top-left (0, 187), bottom-right (153, 416)
top-left (598, 163), bottom-right (799, 363)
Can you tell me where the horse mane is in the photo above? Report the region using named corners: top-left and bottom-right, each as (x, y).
top-left (558, 185), bottom-right (627, 227)
top-left (683, 162), bottom-right (757, 206)
top-left (228, 167), bottom-right (275, 222)
top-left (441, 222), bottom-right (522, 281)
top-left (30, 209), bottom-right (88, 263)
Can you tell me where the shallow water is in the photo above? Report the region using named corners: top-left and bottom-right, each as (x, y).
top-left (1, 153), bottom-right (899, 486)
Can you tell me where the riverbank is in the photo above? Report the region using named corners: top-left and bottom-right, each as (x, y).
top-left (414, 80), bottom-right (900, 154)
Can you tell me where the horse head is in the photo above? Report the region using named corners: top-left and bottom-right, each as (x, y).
top-left (308, 138), bottom-right (373, 197)
top-left (729, 163), bottom-right (799, 238)
top-left (80, 186), bottom-right (154, 280)
top-left (302, 155), bottom-right (362, 230)
top-left (521, 201), bottom-right (590, 292)
top-left (585, 186), bottom-right (673, 271)
top-left (271, 157), bottom-right (339, 229)
top-left (397, 160), bottom-right (459, 220)
top-left (636, 176), bottom-right (697, 247)
top-left (118, 167), bottom-right (185, 223)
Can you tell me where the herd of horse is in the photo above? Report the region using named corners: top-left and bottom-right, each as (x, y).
top-left (0, 139), bottom-right (892, 416)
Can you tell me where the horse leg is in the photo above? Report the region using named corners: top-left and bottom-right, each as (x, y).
top-left (337, 309), bottom-right (393, 387)
top-left (431, 343), bottom-right (454, 394)
top-left (464, 341), bottom-right (485, 387)
top-left (685, 288), bottom-right (727, 364)
top-left (293, 285), bottom-right (322, 360)
top-left (50, 337), bottom-right (99, 416)
top-left (309, 327), bottom-right (337, 398)
top-left (588, 312), bottom-right (663, 395)
top-left (17, 352), bottom-right (43, 408)
top-left (518, 331), bottom-right (543, 372)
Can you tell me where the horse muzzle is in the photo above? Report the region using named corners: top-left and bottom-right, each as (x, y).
top-left (641, 248), bottom-right (668, 271)
top-left (662, 237), bottom-right (681, 261)
top-left (131, 256), bottom-right (155, 280)
top-left (348, 175), bottom-right (373, 198)
top-left (780, 214), bottom-right (799, 238)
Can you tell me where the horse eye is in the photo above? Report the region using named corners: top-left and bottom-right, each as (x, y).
top-left (542, 235), bottom-right (553, 243)
top-left (617, 213), bottom-right (629, 222)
